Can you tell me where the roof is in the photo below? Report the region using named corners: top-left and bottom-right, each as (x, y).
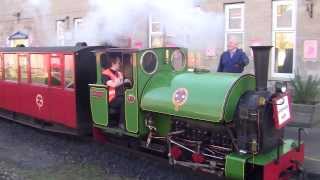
top-left (0, 46), bottom-right (105, 53)
top-left (93, 48), bottom-right (138, 54)
top-left (8, 31), bottom-right (29, 40)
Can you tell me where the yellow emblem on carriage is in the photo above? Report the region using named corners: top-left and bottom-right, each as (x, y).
top-left (172, 88), bottom-right (189, 112)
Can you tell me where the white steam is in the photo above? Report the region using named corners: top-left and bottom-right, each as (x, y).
top-left (74, 0), bottom-right (224, 50)
top-left (24, 0), bottom-right (54, 45)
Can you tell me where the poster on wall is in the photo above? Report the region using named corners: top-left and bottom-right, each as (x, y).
top-left (304, 40), bottom-right (318, 60)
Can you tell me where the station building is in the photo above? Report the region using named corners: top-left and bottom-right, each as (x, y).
top-left (0, 0), bottom-right (319, 81)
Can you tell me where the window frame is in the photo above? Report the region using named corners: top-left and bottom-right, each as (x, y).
top-left (49, 54), bottom-right (64, 88)
top-left (148, 15), bottom-right (164, 48)
top-left (63, 54), bottom-right (75, 90)
top-left (4, 53), bottom-right (18, 82)
top-left (140, 50), bottom-right (159, 75)
top-left (30, 53), bottom-right (49, 86)
top-left (271, 0), bottom-right (297, 79)
top-left (74, 18), bottom-right (83, 35)
top-left (171, 49), bottom-right (187, 72)
top-left (0, 54), bottom-right (3, 80)
top-left (224, 3), bottom-right (245, 50)
top-left (56, 20), bottom-right (65, 46)
top-left (18, 54), bottom-right (30, 84)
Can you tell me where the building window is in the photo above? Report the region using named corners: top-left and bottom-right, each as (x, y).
top-left (74, 18), bottom-right (83, 34)
top-left (272, 0), bottom-right (296, 79)
top-left (31, 54), bottom-right (48, 85)
top-left (56, 20), bottom-right (65, 46)
top-left (225, 3), bottom-right (244, 50)
top-left (149, 15), bottom-right (164, 48)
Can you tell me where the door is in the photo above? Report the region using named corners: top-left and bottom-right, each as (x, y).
top-left (18, 54), bottom-right (32, 115)
top-left (48, 54), bottom-right (77, 128)
top-left (0, 54), bottom-right (4, 109)
top-left (27, 54), bottom-right (50, 120)
top-left (3, 53), bottom-right (19, 111)
top-left (90, 52), bottom-right (109, 127)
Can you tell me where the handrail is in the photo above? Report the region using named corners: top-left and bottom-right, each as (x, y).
top-left (89, 84), bottom-right (108, 88)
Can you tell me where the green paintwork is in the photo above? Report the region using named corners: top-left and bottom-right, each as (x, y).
top-left (223, 75), bottom-right (256, 121)
top-left (154, 114), bottom-right (172, 136)
top-left (135, 47), bottom-right (188, 136)
top-left (225, 153), bottom-right (250, 180)
top-left (89, 85), bottom-right (108, 126)
top-left (140, 72), bottom-right (255, 123)
top-left (89, 51), bottom-right (109, 127)
top-left (125, 53), bottom-right (139, 134)
top-left (248, 140), bottom-right (298, 165)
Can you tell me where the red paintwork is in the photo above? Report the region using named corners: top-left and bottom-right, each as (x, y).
top-left (3, 81), bottom-right (20, 112)
top-left (49, 87), bottom-right (76, 128)
top-left (48, 54), bottom-right (76, 128)
top-left (0, 51), bottom-right (77, 130)
top-left (19, 84), bottom-right (50, 120)
top-left (92, 127), bottom-right (108, 144)
top-left (192, 153), bottom-right (205, 163)
top-left (171, 146), bottom-right (182, 160)
top-left (263, 144), bottom-right (304, 180)
top-left (0, 81), bottom-right (4, 109)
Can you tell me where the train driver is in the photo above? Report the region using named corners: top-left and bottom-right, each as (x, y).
top-left (102, 56), bottom-right (130, 129)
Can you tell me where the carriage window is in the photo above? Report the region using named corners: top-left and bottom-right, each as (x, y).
top-left (31, 54), bottom-right (48, 85)
top-left (64, 55), bottom-right (74, 89)
top-left (0, 55), bottom-right (3, 80)
top-left (19, 56), bottom-right (29, 83)
top-left (4, 54), bottom-right (18, 81)
top-left (171, 50), bottom-right (186, 71)
top-left (141, 51), bottom-right (158, 74)
top-left (50, 57), bottom-right (62, 87)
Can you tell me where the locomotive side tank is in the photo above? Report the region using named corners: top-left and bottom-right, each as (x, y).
top-left (141, 73), bottom-right (255, 123)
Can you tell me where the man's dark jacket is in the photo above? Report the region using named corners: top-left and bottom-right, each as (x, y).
top-left (217, 49), bottom-right (249, 73)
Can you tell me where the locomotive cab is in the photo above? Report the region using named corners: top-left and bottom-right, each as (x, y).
top-left (89, 48), bottom-right (138, 134)
top-left (90, 47), bottom-right (189, 136)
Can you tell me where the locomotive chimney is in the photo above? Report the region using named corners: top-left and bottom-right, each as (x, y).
top-left (250, 46), bottom-right (272, 91)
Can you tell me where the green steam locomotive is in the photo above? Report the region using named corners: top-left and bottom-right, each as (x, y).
top-left (89, 46), bottom-right (304, 180)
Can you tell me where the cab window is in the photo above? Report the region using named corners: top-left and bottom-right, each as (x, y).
top-left (50, 57), bottom-right (62, 87)
top-left (4, 54), bottom-right (18, 81)
top-left (31, 54), bottom-right (48, 85)
top-left (123, 53), bottom-right (134, 86)
top-left (64, 55), bottom-right (74, 89)
top-left (19, 56), bottom-right (29, 83)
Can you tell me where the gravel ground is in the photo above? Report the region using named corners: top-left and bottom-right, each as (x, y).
top-left (0, 118), bottom-right (218, 180)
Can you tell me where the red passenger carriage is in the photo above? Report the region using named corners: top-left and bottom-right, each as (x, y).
top-left (0, 46), bottom-right (100, 135)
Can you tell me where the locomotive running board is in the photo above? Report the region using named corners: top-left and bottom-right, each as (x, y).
top-left (93, 124), bottom-right (139, 138)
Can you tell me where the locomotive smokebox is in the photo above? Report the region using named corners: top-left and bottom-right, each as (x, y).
top-left (251, 46), bottom-right (272, 91)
